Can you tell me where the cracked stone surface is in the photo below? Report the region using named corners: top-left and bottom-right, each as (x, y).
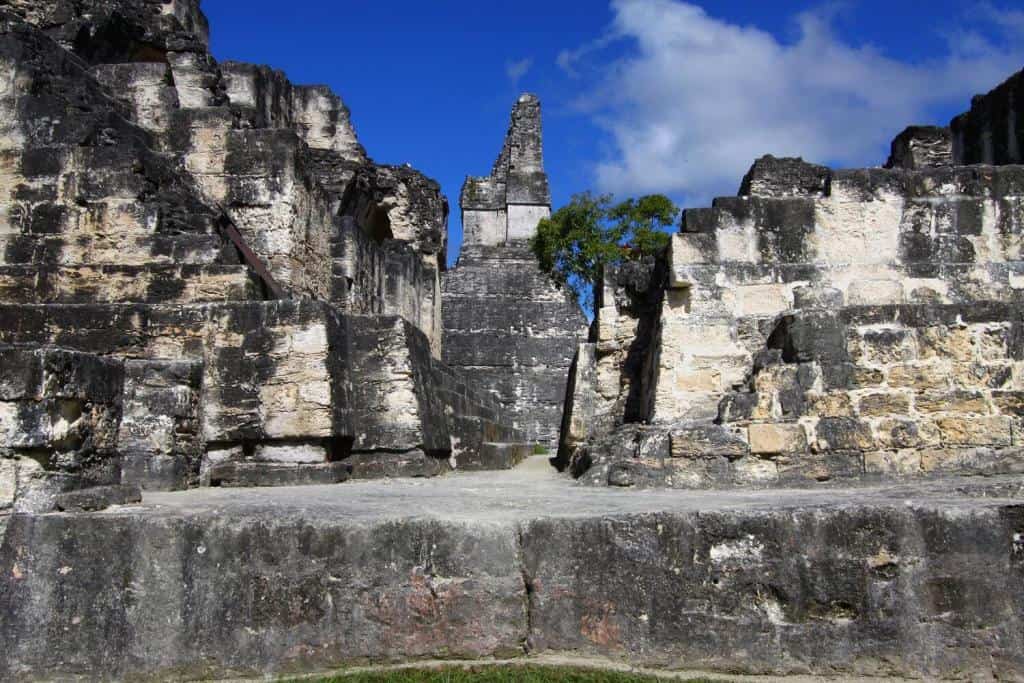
top-left (4, 464), bottom-right (1024, 680)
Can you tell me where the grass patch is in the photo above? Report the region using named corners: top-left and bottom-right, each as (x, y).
top-left (532, 445), bottom-right (549, 455)
top-left (292, 664), bottom-right (719, 682)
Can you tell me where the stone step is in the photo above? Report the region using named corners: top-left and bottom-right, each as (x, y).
top-left (457, 442), bottom-right (533, 472)
top-left (0, 264), bottom-right (257, 304)
top-left (10, 473), bottom-right (1023, 680)
top-left (207, 461), bottom-right (352, 488)
top-left (0, 233), bottom-right (230, 267)
top-left (346, 451), bottom-right (450, 480)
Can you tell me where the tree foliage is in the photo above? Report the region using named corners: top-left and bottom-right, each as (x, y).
top-left (530, 192), bottom-right (678, 309)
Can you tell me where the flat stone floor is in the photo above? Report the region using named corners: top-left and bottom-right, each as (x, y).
top-left (136, 456), bottom-right (1024, 522)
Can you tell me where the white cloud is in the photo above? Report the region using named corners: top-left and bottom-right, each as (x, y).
top-left (505, 57), bottom-right (534, 85)
top-left (565, 0), bottom-right (1024, 204)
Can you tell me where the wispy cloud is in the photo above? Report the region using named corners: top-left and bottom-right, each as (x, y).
top-left (563, 0), bottom-right (1024, 205)
top-left (505, 57), bottom-right (534, 85)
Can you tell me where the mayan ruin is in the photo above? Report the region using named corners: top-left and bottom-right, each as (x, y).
top-left (1, 0), bottom-right (1024, 681)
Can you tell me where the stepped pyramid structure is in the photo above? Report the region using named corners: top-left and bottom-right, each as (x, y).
top-left (0, 0), bottom-right (533, 511)
top-left (443, 95), bottom-right (587, 448)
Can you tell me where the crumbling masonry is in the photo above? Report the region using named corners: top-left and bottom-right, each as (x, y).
top-left (0, 0), bottom-right (543, 512)
top-left (562, 67), bottom-right (1024, 489)
top-left (443, 95), bottom-right (587, 448)
top-left (5, 1), bottom-right (1024, 680)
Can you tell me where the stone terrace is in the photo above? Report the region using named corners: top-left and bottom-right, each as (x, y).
top-left (3, 463), bottom-right (1024, 680)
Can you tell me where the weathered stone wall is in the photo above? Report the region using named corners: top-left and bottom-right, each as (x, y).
top-left (444, 243), bottom-right (586, 448)
top-left (445, 96), bottom-right (586, 448)
top-left (3, 480), bottom-right (1024, 680)
top-left (657, 161), bottom-right (1024, 426)
top-left (0, 347), bottom-right (123, 513)
top-left (332, 217), bottom-right (441, 355)
top-left (0, 0), bottom-right (522, 507)
top-left (566, 68), bottom-right (1024, 489)
top-left (952, 68), bottom-right (1023, 166)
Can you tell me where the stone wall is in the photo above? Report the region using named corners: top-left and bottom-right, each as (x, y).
top-left (444, 243), bottom-right (586, 448)
top-left (0, 0), bottom-right (527, 509)
top-left (461, 94), bottom-right (550, 246)
top-left (444, 96), bottom-right (586, 448)
top-left (3, 479), bottom-right (1024, 680)
top-left (952, 68), bottom-right (1023, 166)
top-left (565, 67), bottom-right (1024, 488)
top-left (0, 347), bottom-right (123, 512)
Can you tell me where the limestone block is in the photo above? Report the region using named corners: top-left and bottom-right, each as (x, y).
top-left (507, 204), bottom-right (550, 241)
top-left (292, 85), bottom-right (367, 160)
top-left (856, 391), bottom-right (911, 417)
top-left (812, 190), bottom-right (903, 266)
top-left (873, 418), bottom-right (940, 449)
top-left (886, 363), bottom-right (950, 392)
top-left (846, 279), bottom-right (905, 305)
top-left (559, 344), bottom-right (596, 450)
top-left (0, 458), bottom-right (15, 510)
top-left (253, 443), bottom-right (326, 464)
top-left (734, 284), bottom-right (792, 317)
top-left (793, 286), bottom-right (843, 310)
top-left (864, 449), bottom-right (922, 475)
top-left (886, 126), bottom-right (953, 170)
top-left (167, 51), bottom-right (222, 109)
top-left (915, 391), bottom-right (990, 415)
top-left (806, 391), bottom-right (855, 418)
top-left (935, 416), bottom-right (1013, 447)
top-left (993, 391), bottom-right (1024, 416)
top-left (974, 325), bottom-right (1010, 360)
top-left (673, 368), bottom-right (721, 392)
top-left (55, 484), bottom-right (142, 513)
top-left (733, 455), bottom-right (779, 484)
top-left (776, 449), bottom-right (864, 482)
top-left (739, 156), bottom-right (830, 198)
top-left (118, 360), bottom-right (202, 491)
top-left (669, 426), bottom-right (748, 460)
top-left (919, 447), bottom-right (1004, 474)
top-left (918, 326), bottom-right (973, 362)
top-left (199, 445), bottom-right (243, 486)
top-left (91, 63), bottom-right (180, 135)
top-left (848, 327), bottom-right (917, 365)
top-left (814, 418), bottom-right (875, 451)
top-left (952, 362), bottom-right (1012, 390)
top-left (748, 423), bottom-right (807, 455)
top-left (670, 233), bottom-right (716, 268)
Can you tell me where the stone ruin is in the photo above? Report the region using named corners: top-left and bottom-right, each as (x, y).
top-left (0, 0), bottom-right (589, 514)
top-left (562, 66), bottom-right (1024, 490)
top-left (4, 2), bottom-right (1024, 681)
top-left (443, 94), bottom-right (587, 449)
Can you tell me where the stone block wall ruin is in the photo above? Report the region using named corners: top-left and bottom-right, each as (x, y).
top-left (563, 67), bottom-right (1024, 489)
top-left (443, 96), bottom-right (587, 448)
top-left (0, 0), bottom-right (548, 513)
top-left (5, 3), bottom-right (1024, 680)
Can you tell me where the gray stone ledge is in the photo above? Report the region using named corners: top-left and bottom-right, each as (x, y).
top-left (4, 471), bottom-right (1024, 680)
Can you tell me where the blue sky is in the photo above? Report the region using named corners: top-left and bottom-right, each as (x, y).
top-left (203, 1), bottom-right (1024, 266)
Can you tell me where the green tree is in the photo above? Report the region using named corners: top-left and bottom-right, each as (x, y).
top-left (530, 192), bottom-right (678, 309)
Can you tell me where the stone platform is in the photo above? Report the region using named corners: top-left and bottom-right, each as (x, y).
top-left (3, 461), bottom-right (1024, 681)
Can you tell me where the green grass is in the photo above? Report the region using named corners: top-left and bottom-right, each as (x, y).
top-left (532, 445), bottom-right (550, 455)
top-left (292, 664), bottom-right (718, 683)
